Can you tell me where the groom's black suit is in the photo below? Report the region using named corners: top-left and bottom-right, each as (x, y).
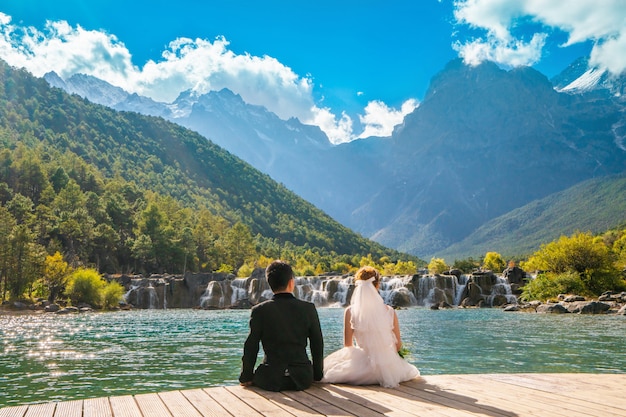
top-left (239, 293), bottom-right (324, 391)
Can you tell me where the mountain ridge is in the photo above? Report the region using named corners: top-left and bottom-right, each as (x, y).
top-left (42, 58), bottom-right (626, 260)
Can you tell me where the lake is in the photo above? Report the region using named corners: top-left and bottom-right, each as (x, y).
top-left (1, 308), bottom-right (625, 407)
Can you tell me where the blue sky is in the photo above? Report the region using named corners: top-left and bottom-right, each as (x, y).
top-left (0, 1), bottom-right (621, 143)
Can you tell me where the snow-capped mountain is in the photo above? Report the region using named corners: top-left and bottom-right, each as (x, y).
top-left (552, 57), bottom-right (626, 97)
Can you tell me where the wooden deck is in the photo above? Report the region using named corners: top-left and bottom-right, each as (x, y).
top-left (1, 374), bottom-right (625, 417)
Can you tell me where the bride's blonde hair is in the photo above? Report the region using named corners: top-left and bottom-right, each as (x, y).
top-left (354, 266), bottom-right (381, 285)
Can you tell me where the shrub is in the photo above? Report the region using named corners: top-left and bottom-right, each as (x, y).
top-left (523, 232), bottom-right (619, 295)
top-left (102, 281), bottom-right (125, 310)
top-left (483, 252), bottom-right (506, 273)
top-left (521, 272), bottom-right (587, 302)
top-left (428, 257), bottom-right (448, 275)
top-left (65, 268), bottom-right (105, 307)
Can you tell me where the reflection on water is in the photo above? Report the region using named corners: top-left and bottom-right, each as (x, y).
top-left (1, 308), bottom-right (625, 407)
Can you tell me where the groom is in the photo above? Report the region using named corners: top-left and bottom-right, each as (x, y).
top-left (239, 260), bottom-right (324, 391)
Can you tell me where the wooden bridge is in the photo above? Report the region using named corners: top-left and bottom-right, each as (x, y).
top-left (1, 373), bottom-right (624, 417)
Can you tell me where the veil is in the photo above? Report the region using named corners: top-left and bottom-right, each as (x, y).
top-left (349, 277), bottom-right (399, 386)
top-left (350, 277), bottom-right (390, 332)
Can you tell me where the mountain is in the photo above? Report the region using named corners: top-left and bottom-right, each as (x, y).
top-left (436, 173), bottom-right (626, 260)
top-left (43, 59), bottom-right (626, 260)
top-left (552, 56), bottom-right (626, 97)
top-left (4, 60), bottom-right (403, 261)
top-left (345, 59), bottom-right (626, 257)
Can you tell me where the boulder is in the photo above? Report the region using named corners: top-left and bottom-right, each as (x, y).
top-left (536, 303), bottom-right (569, 314)
top-left (503, 305), bottom-right (519, 312)
top-left (389, 288), bottom-right (414, 308)
top-left (12, 301), bottom-right (29, 310)
top-left (617, 305), bottom-right (626, 315)
top-left (490, 295), bottom-right (508, 307)
top-left (563, 295), bottom-right (586, 302)
top-left (566, 301), bottom-right (610, 314)
top-left (45, 303), bottom-right (60, 313)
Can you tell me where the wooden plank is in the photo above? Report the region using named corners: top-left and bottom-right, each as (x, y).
top-left (459, 374), bottom-right (626, 416)
top-left (23, 403), bottom-right (55, 417)
top-left (400, 377), bottom-right (528, 417)
top-left (135, 393), bottom-right (173, 417)
top-left (244, 388), bottom-right (321, 417)
top-left (338, 382), bottom-right (480, 417)
top-left (108, 396), bottom-right (141, 417)
top-left (280, 388), bottom-right (356, 417)
top-left (305, 384), bottom-right (381, 417)
top-left (417, 375), bottom-right (581, 417)
top-left (158, 391), bottom-right (201, 417)
top-left (481, 373), bottom-right (626, 410)
top-left (203, 387), bottom-right (263, 417)
top-left (179, 389), bottom-right (230, 417)
top-left (0, 405), bottom-right (28, 417)
top-left (52, 400), bottom-right (82, 417)
top-left (320, 384), bottom-right (423, 417)
top-left (83, 397), bottom-right (112, 417)
top-left (224, 386), bottom-right (294, 417)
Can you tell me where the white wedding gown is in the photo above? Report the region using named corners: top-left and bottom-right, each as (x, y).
top-left (322, 279), bottom-right (420, 388)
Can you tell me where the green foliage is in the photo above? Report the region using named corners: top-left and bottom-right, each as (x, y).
top-left (43, 251), bottom-right (70, 302)
top-left (66, 268), bottom-right (106, 307)
top-left (101, 281), bottom-right (125, 310)
top-left (0, 59), bottom-right (420, 300)
top-left (428, 257), bottom-right (448, 275)
top-left (452, 257), bottom-right (480, 273)
top-left (521, 272), bottom-right (588, 302)
top-left (483, 251), bottom-right (506, 273)
top-left (522, 232), bottom-right (619, 294)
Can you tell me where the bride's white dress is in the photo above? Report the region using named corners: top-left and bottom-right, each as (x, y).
top-left (321, 279), bottom-right (420, 388)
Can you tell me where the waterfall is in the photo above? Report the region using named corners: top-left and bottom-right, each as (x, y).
top-left (230, 278), bottom-right (249, 305)
top-left (145, 284), bottom-right (159, 309)
top-left (454, 275), bottom-right (469, 306)
top-left (117, 271), bottom-right (519, 309)
top-left (487, 276), bottom-right (518, 306)
top-left (293, 277), bottom-right (328, 307)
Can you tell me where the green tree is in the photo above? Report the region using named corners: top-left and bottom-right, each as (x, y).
top-left (101, 280), bottom-right (125, 309)
top-left (0, 206), bottom-right (16, 300)
top-left (218, 222), bottom-right (256, 272)
top-left (483, 252), bottom-right (506, 272)
top-left (523, 232), bottom-right (620, 294)
top-left (66, 268), bottom-right (106, 307)
top-left (428, 257), bottom-right (448, 275)
top-left (43, 251), bottom-right (71, 302)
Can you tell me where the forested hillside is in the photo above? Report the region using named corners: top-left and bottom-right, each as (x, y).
top-left (0, 61), bottom-right (417, 298)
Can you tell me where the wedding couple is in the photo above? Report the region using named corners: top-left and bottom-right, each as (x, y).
top-left (239, 260), bottom-right (420, 391)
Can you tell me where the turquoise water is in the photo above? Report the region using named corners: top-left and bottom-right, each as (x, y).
top-left (1, 308), bottom-right (625, 407)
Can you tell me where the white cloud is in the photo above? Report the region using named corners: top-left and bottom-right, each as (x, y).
top-left (0, 12), bottom-right (416, 144)
top-left (453, 0), bottom-right (626, 74)
top-left (357, 99), bottom-right (419, 139)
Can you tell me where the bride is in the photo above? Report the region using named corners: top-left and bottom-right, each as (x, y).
top-left (322, 266), bottom-right (420, 388)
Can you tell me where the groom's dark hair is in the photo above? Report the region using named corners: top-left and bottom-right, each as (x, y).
top-left (266, 260), bottom-right (294, 292)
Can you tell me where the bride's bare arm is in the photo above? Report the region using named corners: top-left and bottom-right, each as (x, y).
top-left (392, 310), bottom-right (402, 351)
top-left (343, 307), bottom-right (354, 347)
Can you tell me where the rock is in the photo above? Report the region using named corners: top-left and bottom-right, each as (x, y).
top-left (503, 266), bottom-right (525, 285)
top-left (438, 301), bottom-right (453, 309)
top-left (45, 304), bottom-right (60, 313)
top-left (13, 301), bottom-right (29, 310)
top-left (503, 305), bottom-right (519, 312)
top-left (491, 295), bottom-right (508, 307)
top-left (617, 305), bottom-right (626, 315)
top-left (536, 303), bottom-right (569, 314)
top-left (79, 307), bottom-right (93, 313)
top-left (430, 304), bottom-right (439, 310)
top-left (55, 306), bottom-right (79, 314)
top-left (566, 301), bottom-right (610, 314)
top-left (563, 295), bottom-right (586, 302)
top-left (389, 288), bottom-right (414, 308)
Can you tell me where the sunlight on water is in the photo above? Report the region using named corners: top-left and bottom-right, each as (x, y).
top-left (1, 308), bottom-right (625, 407)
